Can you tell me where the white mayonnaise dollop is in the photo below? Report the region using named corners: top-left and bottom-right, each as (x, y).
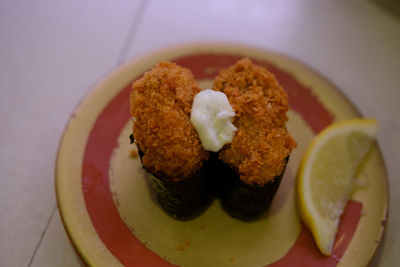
top-left (190, 89), bottom-right (237, 152)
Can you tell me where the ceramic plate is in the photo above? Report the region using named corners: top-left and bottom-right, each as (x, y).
top-left (56, 43), bottom-right (388, 267)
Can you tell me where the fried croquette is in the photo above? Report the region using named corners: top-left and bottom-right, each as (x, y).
top-left (213, 58), bottom-right (297, 186)
top-left (130, 61), bottom-right (209, 182)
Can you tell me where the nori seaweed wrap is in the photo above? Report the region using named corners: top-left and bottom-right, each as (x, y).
top-left (130, 62), bottom-right (211, 220)
top-left (218, 157), bottom-right (288, 221)
top-left (136, 144), bottom-right (212, 219)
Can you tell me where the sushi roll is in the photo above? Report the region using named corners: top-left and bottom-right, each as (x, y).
top-left (130, 61), bottom-right (210, 219)
top-left (213, 58), bottom-right (297, 220)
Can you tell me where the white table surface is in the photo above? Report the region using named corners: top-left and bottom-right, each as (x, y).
top-left (1, 0), bottom-right (399, 266)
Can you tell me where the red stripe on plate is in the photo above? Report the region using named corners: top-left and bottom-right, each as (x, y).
top-left (269, 201), bottom-right (362, 267)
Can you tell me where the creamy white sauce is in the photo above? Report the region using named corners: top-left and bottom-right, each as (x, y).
top-left (190, 89), bottom-right (237, 152)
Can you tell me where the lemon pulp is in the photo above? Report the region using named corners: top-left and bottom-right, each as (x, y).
top-left (297, 118), bottom-right (378, 255)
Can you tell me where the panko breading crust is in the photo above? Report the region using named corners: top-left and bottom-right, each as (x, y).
top-left (213, 58), bottom-right (297, 185)
top-left (130, 61), bottom-right (209, 182)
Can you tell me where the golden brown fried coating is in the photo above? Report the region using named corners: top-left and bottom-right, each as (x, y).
top-left (130, 61), bottom-right (209, 182)
top-left (213, 58), bottom-right (297, 186)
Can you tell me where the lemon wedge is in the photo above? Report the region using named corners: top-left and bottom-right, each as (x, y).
top-left (296, 118), bottom-right (378, 255)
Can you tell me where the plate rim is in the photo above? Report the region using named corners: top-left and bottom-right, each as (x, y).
top-left (55, 42), bottom-right (389, 266)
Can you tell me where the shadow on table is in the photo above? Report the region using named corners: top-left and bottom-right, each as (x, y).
top-left (371, 0), bottom-right (400, 19)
